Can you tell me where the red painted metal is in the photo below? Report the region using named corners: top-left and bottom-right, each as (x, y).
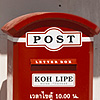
top-left (1, 12), bottom-right (100, 37)
top-left (1, 12), bottom-right (100, 100)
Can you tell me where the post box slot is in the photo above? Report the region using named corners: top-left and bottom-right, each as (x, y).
top-left (31, 64), bottom-right (77, 71)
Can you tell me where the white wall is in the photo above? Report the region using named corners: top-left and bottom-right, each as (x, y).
top-left (0, 0), bottom-right (100, 100)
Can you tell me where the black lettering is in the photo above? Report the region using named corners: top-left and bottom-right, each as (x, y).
top-left (35, 76), bottom-right (40, 82)
top-left (64, 76), bottom-right (68, 81)
top-left (68, 76), bottom-right (73, 82)
top-left (61, 76), bottom-right (63, 82)
top-left (44, 35), bottom-right (53, 43)
top-left (57, 35), bottom-right (64, 43)
top-left (41, 76), bottom-right (46, 82)
top-left (56, 76), bottom-right (60, 82)
top-left (33, 36), bottom-right (41, 43)
top-left (47, 76), bottom-right (52, 82)
top-left (67, 35), bottom-right (75, 43)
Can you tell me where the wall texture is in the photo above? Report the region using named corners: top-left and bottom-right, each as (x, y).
top-left (0, 0), bottom-right (100, 100)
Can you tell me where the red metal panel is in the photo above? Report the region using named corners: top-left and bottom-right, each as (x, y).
top-left (13, 41), bottom-right (93, 100)
top-left (1, 12), bottom-right (100, 37)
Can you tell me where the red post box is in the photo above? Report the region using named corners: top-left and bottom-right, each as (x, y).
top-left (1, 12), bottom-right (100, 100)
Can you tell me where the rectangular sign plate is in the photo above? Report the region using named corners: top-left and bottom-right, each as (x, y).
top-left (26, 27), bottom-right (82, 51)
top-left (32, 73), bottom-right (75, 87)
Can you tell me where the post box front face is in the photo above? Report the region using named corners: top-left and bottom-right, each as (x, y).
top-left (13, 27), bottom-right (93, 100)
top-left (2, 12), bottom-right (99, 100)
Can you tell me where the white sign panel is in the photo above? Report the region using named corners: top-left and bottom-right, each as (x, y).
top-left (26, 27), bottom-right (82, 51)
top-left (32, 73), bottom-right (75, 87)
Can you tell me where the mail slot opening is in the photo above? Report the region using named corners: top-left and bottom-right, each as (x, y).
top-left (31, 59), bottom-right (77, 71)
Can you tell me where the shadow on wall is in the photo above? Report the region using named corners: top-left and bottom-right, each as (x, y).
top-left (93, 34), bottom-right (100, 77)
top-left (0, 33), bottom-right (7, 100)
top-left (0, 33), bottom-right (7, 54)
top-left (0, 80), bottom-right (7, 100)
